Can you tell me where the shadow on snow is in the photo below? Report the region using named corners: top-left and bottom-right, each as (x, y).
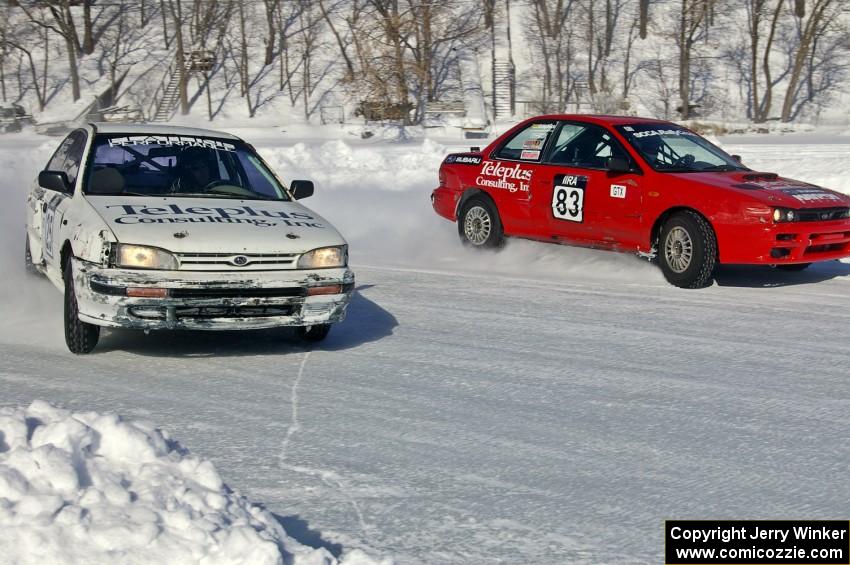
top-left (273, 513), bottom-right (344, 558)
top-left (713, 260), bottom-right (850, 288)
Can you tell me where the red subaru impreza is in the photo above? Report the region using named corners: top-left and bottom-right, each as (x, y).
top-left (432, 115), bottom-right (850, 288)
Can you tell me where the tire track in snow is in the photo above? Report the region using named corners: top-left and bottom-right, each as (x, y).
top-left (278, 350), bottom-right (370, 538)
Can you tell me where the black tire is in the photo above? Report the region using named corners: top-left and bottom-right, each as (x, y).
top-left (297, 324), bottom-right (331, 342)
top-left (24, 235), bottom-right (39, 276)
top-left (458, 195), bottom-right (504, 248)
top-left (64, 257), bottom-right (100, 354)
top-left (658, 210), bottom-right (717, 289)
top-left (775, 263), bottom-right (811, 272)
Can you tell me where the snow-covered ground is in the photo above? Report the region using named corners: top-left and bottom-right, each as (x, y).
top-left (1, 128), bottom-right (850, 564)
top-left (0, 401), bottom-right (384, 565)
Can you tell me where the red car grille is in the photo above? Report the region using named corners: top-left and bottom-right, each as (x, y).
top-left (795, 208), bottom-right (850, 222)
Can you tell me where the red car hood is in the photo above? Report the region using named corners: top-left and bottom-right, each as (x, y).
top-left (674, 171), bottom-right (850, 209)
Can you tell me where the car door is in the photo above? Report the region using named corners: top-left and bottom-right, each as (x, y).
top-left (37, 129), bottom-right (88, 280)
top-left (483, 120), bottom-right (558, 238)
top-left (539, 122), bottom-right (643, 248)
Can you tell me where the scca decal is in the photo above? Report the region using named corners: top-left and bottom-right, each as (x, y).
top-left (104, 203), bottom-right (325, 228)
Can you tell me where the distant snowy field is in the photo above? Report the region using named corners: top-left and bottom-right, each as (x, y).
top-left (1, 127), bottom-right (850, 564)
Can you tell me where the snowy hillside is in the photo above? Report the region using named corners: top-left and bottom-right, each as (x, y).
top-left (1, 0), bottom-right (848, 130)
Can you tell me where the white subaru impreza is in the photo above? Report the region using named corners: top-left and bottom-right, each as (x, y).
top-left (25, 124), bottom-right (354, 354)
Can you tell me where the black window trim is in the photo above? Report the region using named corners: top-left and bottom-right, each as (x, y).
top-left (489, 119), bottom-right (561, 164)
top-left (44, 128), bottom-right (89, 194)
top-left (541, 120), bottom-right (643, 175)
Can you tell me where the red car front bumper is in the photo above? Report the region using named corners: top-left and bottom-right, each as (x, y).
top-left (717, 219), bottom-right (850, 264)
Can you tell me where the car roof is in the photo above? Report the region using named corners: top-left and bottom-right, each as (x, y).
top-left (531, 114), bottom-right (673, 126)
top-left (89, 122), bottom-right (242, 141)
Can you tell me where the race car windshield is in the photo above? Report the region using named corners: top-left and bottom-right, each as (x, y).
top-left (84, 135), bottom-right (291, 200)
top-left (615, 125), bottom-right (747, 173)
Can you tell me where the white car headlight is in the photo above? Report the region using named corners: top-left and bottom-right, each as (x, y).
top-left (113, 244), bottom-right (179, 270)
top-left (297, 246), bottom-right (347, 269)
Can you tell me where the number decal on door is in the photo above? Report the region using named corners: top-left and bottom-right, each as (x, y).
top-left (552, 174), bottom-right (587, 222)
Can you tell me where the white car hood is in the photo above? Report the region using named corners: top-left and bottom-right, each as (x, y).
top-left (86, 195), bottom-right (346, 254)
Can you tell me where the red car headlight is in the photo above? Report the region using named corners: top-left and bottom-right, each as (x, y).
top-left (772, 208), bottom-right (796, 223)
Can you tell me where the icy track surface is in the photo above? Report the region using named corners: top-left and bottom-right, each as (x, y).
top-left (2, 131), bottom-right (850, 564)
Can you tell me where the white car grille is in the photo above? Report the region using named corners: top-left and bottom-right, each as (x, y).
top-left (175, 252), bottom-right (299, 271)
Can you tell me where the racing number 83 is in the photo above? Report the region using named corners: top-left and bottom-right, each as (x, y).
top-left (552, 185), bottom-right (584, 222)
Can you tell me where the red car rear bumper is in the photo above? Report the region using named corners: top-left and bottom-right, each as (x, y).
top-left (432, 186), bottom-right (459, 221)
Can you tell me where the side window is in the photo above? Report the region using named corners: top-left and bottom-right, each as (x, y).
top-left (492, 122), bottom-right (557, 161)
top-left (46, 130), bottom-right (88, 188)
top-left (547, 123), bottom-right (628, 169)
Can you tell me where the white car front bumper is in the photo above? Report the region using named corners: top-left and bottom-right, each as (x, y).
top-left (72, 258), bottom-right (354, 330)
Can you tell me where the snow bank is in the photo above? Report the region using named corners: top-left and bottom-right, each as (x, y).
top-left (0, 401), bottom-right (389, 565)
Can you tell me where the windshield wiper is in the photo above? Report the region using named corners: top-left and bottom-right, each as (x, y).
top-left (166, 192), bottom-right (282, 201)
top-left (87, 191), bottom-right (152, 196)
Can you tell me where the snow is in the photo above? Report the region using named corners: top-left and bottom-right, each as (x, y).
top-left (2, 127), bottom-right (850, 563)
top-left (0, 400), bottom-right (388, 565)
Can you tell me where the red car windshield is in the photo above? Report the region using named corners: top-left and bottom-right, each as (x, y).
top-left (615, 124), bottom-right (747, 173)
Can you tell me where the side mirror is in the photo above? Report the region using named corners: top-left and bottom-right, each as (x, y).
top-left (38, 170), bottom-right (72, 193)
top-left (731, 154), bottom-right (742, 163)
top-left (606, 157), bottom-right (632, 174)
top-left (290, 179), bottom-right (314, 200)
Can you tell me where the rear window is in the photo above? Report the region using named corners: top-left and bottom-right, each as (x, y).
top-left (493, 122), bottom-right (557, 161)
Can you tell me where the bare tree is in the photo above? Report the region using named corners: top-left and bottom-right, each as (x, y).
top-left (368, 0), bottom-right (413, 123)
top-left (318, 0), bottom-right (356, 81)
top-left (525, 0), bottom-right (578, 113)
top-left (404, 0), bottom-right (482, 120)
top-left (187, 0), bottom-right (233, 120)
top-left (675, 0), bottom-right (717, 119)
top-left (743, 0), bottom-right (784, 122)
top-left (166, 0), bottom-right (189, 114)
top-left (82, 0), bottom-right (94, 54)
top-left (637, 47), bottom-right (679, 119)
top-left (584, 0), bottom-right (633, 111)
top-left (19, 0), bottom-right (82, 102)
top-left (263, 0), bottom-right (279, 66)
top-left (4, 21), bottom-right (48, 111)
top-left (0, 7), bottom-right (8, 103)
top-left (780, 0), bottom-right (839, 121)
top-left (276, 0), bottom-right (305, 99)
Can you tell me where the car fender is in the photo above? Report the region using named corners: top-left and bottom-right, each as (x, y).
top-left (455, 187), bottom-right (498, 218)
top-left (62, 194), bottom-right (118, 266)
